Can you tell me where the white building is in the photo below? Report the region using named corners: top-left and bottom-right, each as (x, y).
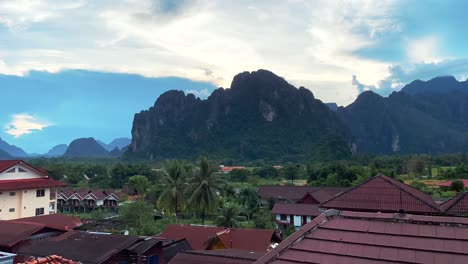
top-left (0, 160), bottom-right (66, 220)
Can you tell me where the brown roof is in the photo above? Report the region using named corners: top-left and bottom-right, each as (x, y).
top-left (255, 210), bottom-right (468, 264)
top-left (272, 203), bottom-right (322, 217)
top-left (169, 249), bottom-right (263, 264)
top-left (0, 178), bottom-right (66, 191)
top-left (0, 221), bottom-right (63, 248)
top-left (17, 231), bottom-right (140, 264)
top-left (440, 192), bottom-right (468, 215)
top-left (13, 214), bottom-right (83, 230)
top-left (320, 174), bottom-right (440, 214)
top-left (159, 225), bottom-right (281, 252)
top-left (258, 185), bottom-right (347, 201)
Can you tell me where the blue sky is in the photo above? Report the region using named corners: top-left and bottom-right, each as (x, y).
top-left (1, 0), bottom-right (468, 153)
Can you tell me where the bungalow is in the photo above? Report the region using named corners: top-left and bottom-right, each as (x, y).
top-left (57, 189), bottom-right (121, 213)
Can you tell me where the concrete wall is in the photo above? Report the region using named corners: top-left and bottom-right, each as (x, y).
top-left (0, 188), bottom-right (53, 220)
top-left (0, 190), bottom-right (21, 219)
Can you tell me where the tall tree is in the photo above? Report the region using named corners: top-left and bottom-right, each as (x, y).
top-left (188, 157), bottom-right (226, 225)
top-left (239, 187), bottom-right (259, 222)
top-left (157, 160), bottom-right (187, 218)
top-left (127, 175), bottom-right (150, 197)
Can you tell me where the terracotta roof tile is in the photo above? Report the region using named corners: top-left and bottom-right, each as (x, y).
top-left (320, 174), bottom-right (440, 214)
top-left (440, 192), bottom-right (468, 215)
top-left (13, 214), bottom-right (82, 230)
top-left (0, 178), bottom-right (66, 191)
top-left (258, 185), bottom-right (348, 202)
top-left (19, 255), bottom-right (80, 264)
top-left (0, 221), bottom-right (63, 248)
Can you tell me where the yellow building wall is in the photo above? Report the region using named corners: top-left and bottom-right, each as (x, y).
top-left (0, 190), bottom-right (21, 219)
top-left (0, 188), bottom-right (53, 220)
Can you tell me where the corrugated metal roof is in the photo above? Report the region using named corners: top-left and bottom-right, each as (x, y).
top-left (320, 174), bottom-right (440, 214)
top-left (254, 210), bottom-right (468, 264)
top-left (10, 214), bottom-right (82, 230)
top-left (0, 178), bottom-right (66, 191)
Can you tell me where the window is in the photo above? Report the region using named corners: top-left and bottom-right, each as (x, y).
top-left (18, 167), bottom-right (27, 172)
top-left (49, 202), bottom-right (55, 210)
top-left (280, 214), bottom-right (287, 221)
top-left (6, 168), bottom-right (15, 173)
top-left (9, 208), bottom-right (15, 212)
top-left (35, 208), bottom-right (45, 216)
top-left (9, 192), bottom-right (15, 196)
top-left (36, 189), bottom-right (45, 197)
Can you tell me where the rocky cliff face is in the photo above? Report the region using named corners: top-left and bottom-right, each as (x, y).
top-left (337, 81), bottom-right (468, 154)
top-left (129, 70), bottom-right (349, 161)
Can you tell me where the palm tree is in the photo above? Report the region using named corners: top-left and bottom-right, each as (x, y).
top-left (188, 156), bottom-right (226, 225)
top-left (157, 160), bottom-right (187, 218)
top-left (239, 187), bottom-right (259, 222)
top-left (215, 203), bottom-right (245, 228)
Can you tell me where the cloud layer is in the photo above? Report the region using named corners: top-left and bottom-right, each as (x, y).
top-left (5, 114), bottom-right (52, 137)
top-left (0, 0), bottom-right (467, 106)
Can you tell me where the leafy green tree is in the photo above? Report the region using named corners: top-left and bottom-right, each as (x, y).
top-left (230, 169), bottom-right (251, 182)
top-left (215, 203), bottom-right (245, 228)
top-left (157, 160), bottom-right (188, 217)
top-left (188, 157), bottom-right (226, 225)
top-left (127, 175), bottom-right (150, 197)
top-left (120, 200), bottom-right (157, 235)
top-left (252, 209), bottom-right (275, 229)
top-left (450, 180), bottom-right (464, 192)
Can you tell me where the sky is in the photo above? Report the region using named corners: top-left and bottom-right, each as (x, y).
top-left (1, 0), bottom-right (468, 153)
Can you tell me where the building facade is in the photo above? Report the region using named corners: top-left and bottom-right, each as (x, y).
top-left (0, 160), bottom-right (66, 220)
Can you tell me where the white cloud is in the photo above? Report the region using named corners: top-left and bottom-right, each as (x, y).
top-left (407, 36), bottom-right (444, 63)
top-left (0, 0), bottom-right (404, 105)
top-left (185, 88), bottom-right (211, 98)
top-left (5, 114), bottom-right (52, 137)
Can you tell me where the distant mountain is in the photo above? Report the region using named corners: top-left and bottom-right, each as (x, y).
top-left (0, 138), bottom-right (29, 157)
top-left (98, 137), bottom-right (131, 151)
top-left (337, 85), bottom-right (468, 154)
top-left (401, 76), bottom-right (468, 95)
top-left (128, 69), bottom-right (350, 161)
top-left (325, 103), bottom-right (339, 111)
top-left (45, 144), bottom-right (68, 157)
top-left (63, 138), bottom-right (110, 158)
top-left (0, 148), bottom-right (13, 159)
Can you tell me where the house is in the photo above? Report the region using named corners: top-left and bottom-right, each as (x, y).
top-left (440, 191), bottom-right (468, 216)
top-left (436, 179), bottom-right (468, 188)
top-left (57, 188), bottom-right (121, 213)
top-left (320, 174), bottom-right (441, 215)
top-left (169, 249), bottom-right (263, 264)
top-left (159, 225), bottom-right (281, 252)
top-left (270, 187), bottom-right (345, 230)
top-left (257, 185), bottom-right (347, 206)
top-left (16, 231), bottom-right (190, 264)
top-left (254, 210), bottom-right (468, 264)
top-left (0, 220), bottom-right (65, 253)
top-left (0, 160), bottom-right (66, 220)
top-left (12, 214), bottom-right (83, 230)
top-left (0, 251), bottom-right (15, 264)
top-left (272, 203), bottom-right (322, 230)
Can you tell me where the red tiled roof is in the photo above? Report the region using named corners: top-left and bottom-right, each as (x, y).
top-left (440, 192), bottom-right (468, 215)
top-left (254, 210), bottom-right (468, 264)
top-left (13, 214), bottom-right (83, 230)
top-left (0, 160), bottom-right (48, 176)
top-left (169, 249), bottom-right (263, 264)
top-left (220, 166), bottom-right (246, 172)
top-left (0, 221), bottom-right (62, 248)
top-left (19, 255), bottom-right (80, 264)
top-left (320, 174), bottom-right (440, 214)
top-left (0, 178), bottom-right (66, 191)
top-left (258, 185), bottom-right (347, 201)
top-left (272, 203), bottom-right (322, 217)
top-left (436, 179), bottom-right (468, 187)
top-left (159, 225), bottom-right (281, 252)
